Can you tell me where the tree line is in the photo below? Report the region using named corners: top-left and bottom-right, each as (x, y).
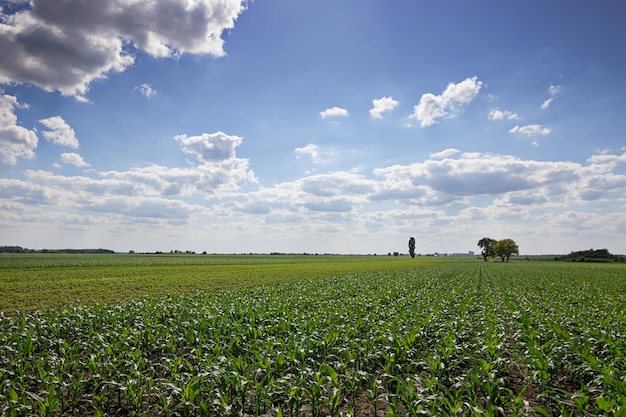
top-left (556, 248), bottom-right (624, 263)
top-left (0, 246), bottom-right (115, 254)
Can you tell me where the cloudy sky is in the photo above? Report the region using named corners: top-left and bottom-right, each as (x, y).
top-left (1, 0), bottom-right (625, 255)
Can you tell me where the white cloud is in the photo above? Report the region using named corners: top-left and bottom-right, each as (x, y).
top-left (303, 198), bottom-right (354, 213)
top-left (299, 172), bottom-right (375, 198)
top-left (61, 152), bottom-right (90, 167)
top-left (235, 149), bottom-right (620, 219)
top-left (26, 169), bottom-right (137, 197)
top-left (97, 131), bottom-right (257, 196)
top-left (39, 116), bottom-right (79, 148)
top-left (586, 147), bottom-right (626, 172)
top-left (369, 96), bottom-right (399, 119)
top-left (174, 131), bottom-right (243, 163)
top-left (319, 107), bottom-right (349, 118)
top-left (0, 0), bottom-right (248, 99)
top-left (134, 83), bottom-right (157, 98)
top-left (3, 171), bottom-right (206, 227)
top-left (81, 196), bottom-right (202, 224)
top-left (408, 93), bottom-right (446, 127)
top-left (295, 143), bottom-right (322, 164)
top-left (409, 76), bottom-right (482, 127)
top-left (541, 84), bottom-right (561, 109)
top-left (488, 108), bottom-right (519, 121)
top-left (541, 98), bottom-right (555, 110)
top-left (3, 147), bottom-right (626, 254)
top-left (509, 124), bottom-right (552, 137)
top-left (226, 171), bottom-right (373, 219)
top-left (20, 139), bottom-right (255, 209)
top-left (497, 190), bottom-right (549, 206)
top-left (101, 162), bottom-right (252, 197)
top-left (575, 173), bottom-right (626, 201)
top-left (0, 177), bottom-right (55, 205)
top-left (430, 148), bottom-right (461, 159)
top-left (18, 131), bottom-right (255, 201)
top-left (372, 151), bottom-right (583, 206)
top-left (0, 94), bottom-right (38, 165)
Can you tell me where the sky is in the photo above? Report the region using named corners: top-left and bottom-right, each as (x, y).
top-left (1, 0), bottom-right (626, 255)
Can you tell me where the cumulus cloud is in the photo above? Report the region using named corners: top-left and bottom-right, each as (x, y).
top-left (488, 108), bottom-right (519, 121)
top-left (3, 144), bottom-right (626, 253)
top-left (227, 148), bottom-right (626, 228)
top-left (11, 169), bottom-right (204, 225)
top-left (0, 94), bottom-right (38, 165)
top-left (409, 76), bottom-right (482, 127)
top-left (0, 178), bottom-right (55, 205)
top-left (369, 96), bottom-right (399, 119)
top-left (229, 148), bottom-right (625, 221)
top-left (541, 84), bottom-right (561, 109)
top-left (497, 191), bottom-right (549, 206)
top-left (304, 198), bottom-right (354, 213)
top-left (81, 196), bottom-right (200, 224)
top-left (586, 147), bottom-right (626, 172)
top-left (99, 161), bottom-right (254, 197)
top-left (299, 172), bottom-right (375, 198)
top-left (373, 151), bottom-right (582, 205)
top-left (576, 172), bottom-right (626, 201)
top-left (134, 83), bottom-right (157, 98)
top-left (174, 131), bottom-right (243, 163)
top-left (0, 0), bottom-right (248, 99)
top-left (224, 171), bottom-right (374, 218)
top-left (14, 132), bottom-right (255, 218)
top-left (99, 131), bottom-right (257, 196)
top-left (39, 116), bottom-right (79, 148)
top-left (4, 130), bottom-right (256, 205)
top-left (295, 143), bottom-right (322, 164)
top-left (319, 107), bottom-right (349, 118)
top-left (61, 152), bottom-right (90, 167)
top-left (26, 169), bottom-right (137, 196)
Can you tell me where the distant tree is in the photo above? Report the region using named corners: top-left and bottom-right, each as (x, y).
top-left (494, 239), bottom-right (519, 262)
top-left (408, 237), bottom-right (416, 259)
top-left (477, 237), bottom-right (497, 262)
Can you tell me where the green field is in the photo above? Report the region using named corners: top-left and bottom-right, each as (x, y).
top-left (0, 253), bottom-right (448, 313)
top-left (1, 255), bottom-right (625, 416)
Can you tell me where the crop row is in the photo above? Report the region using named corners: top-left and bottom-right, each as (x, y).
top-left (1, 262), bottom-right (625, 416)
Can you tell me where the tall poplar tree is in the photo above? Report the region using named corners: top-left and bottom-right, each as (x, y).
top-left (408, 237), bottom-right (416, 258)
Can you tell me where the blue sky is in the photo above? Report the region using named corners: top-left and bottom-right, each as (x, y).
top-left (1, 0), bottom-right (625, 255)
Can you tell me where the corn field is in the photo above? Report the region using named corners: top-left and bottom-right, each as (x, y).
top-left (1, 261), bottom-right (625, 416)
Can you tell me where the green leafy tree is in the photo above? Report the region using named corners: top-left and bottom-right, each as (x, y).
top-left (494, 239), bottom-right (519, 262)
top-left (408, 237), bottom-right (416, 259)
top-left (477, 238), bottom-right (497, 262)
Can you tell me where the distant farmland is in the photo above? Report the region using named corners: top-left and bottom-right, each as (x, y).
top-left (0, 253), bottom-right (449, 313)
